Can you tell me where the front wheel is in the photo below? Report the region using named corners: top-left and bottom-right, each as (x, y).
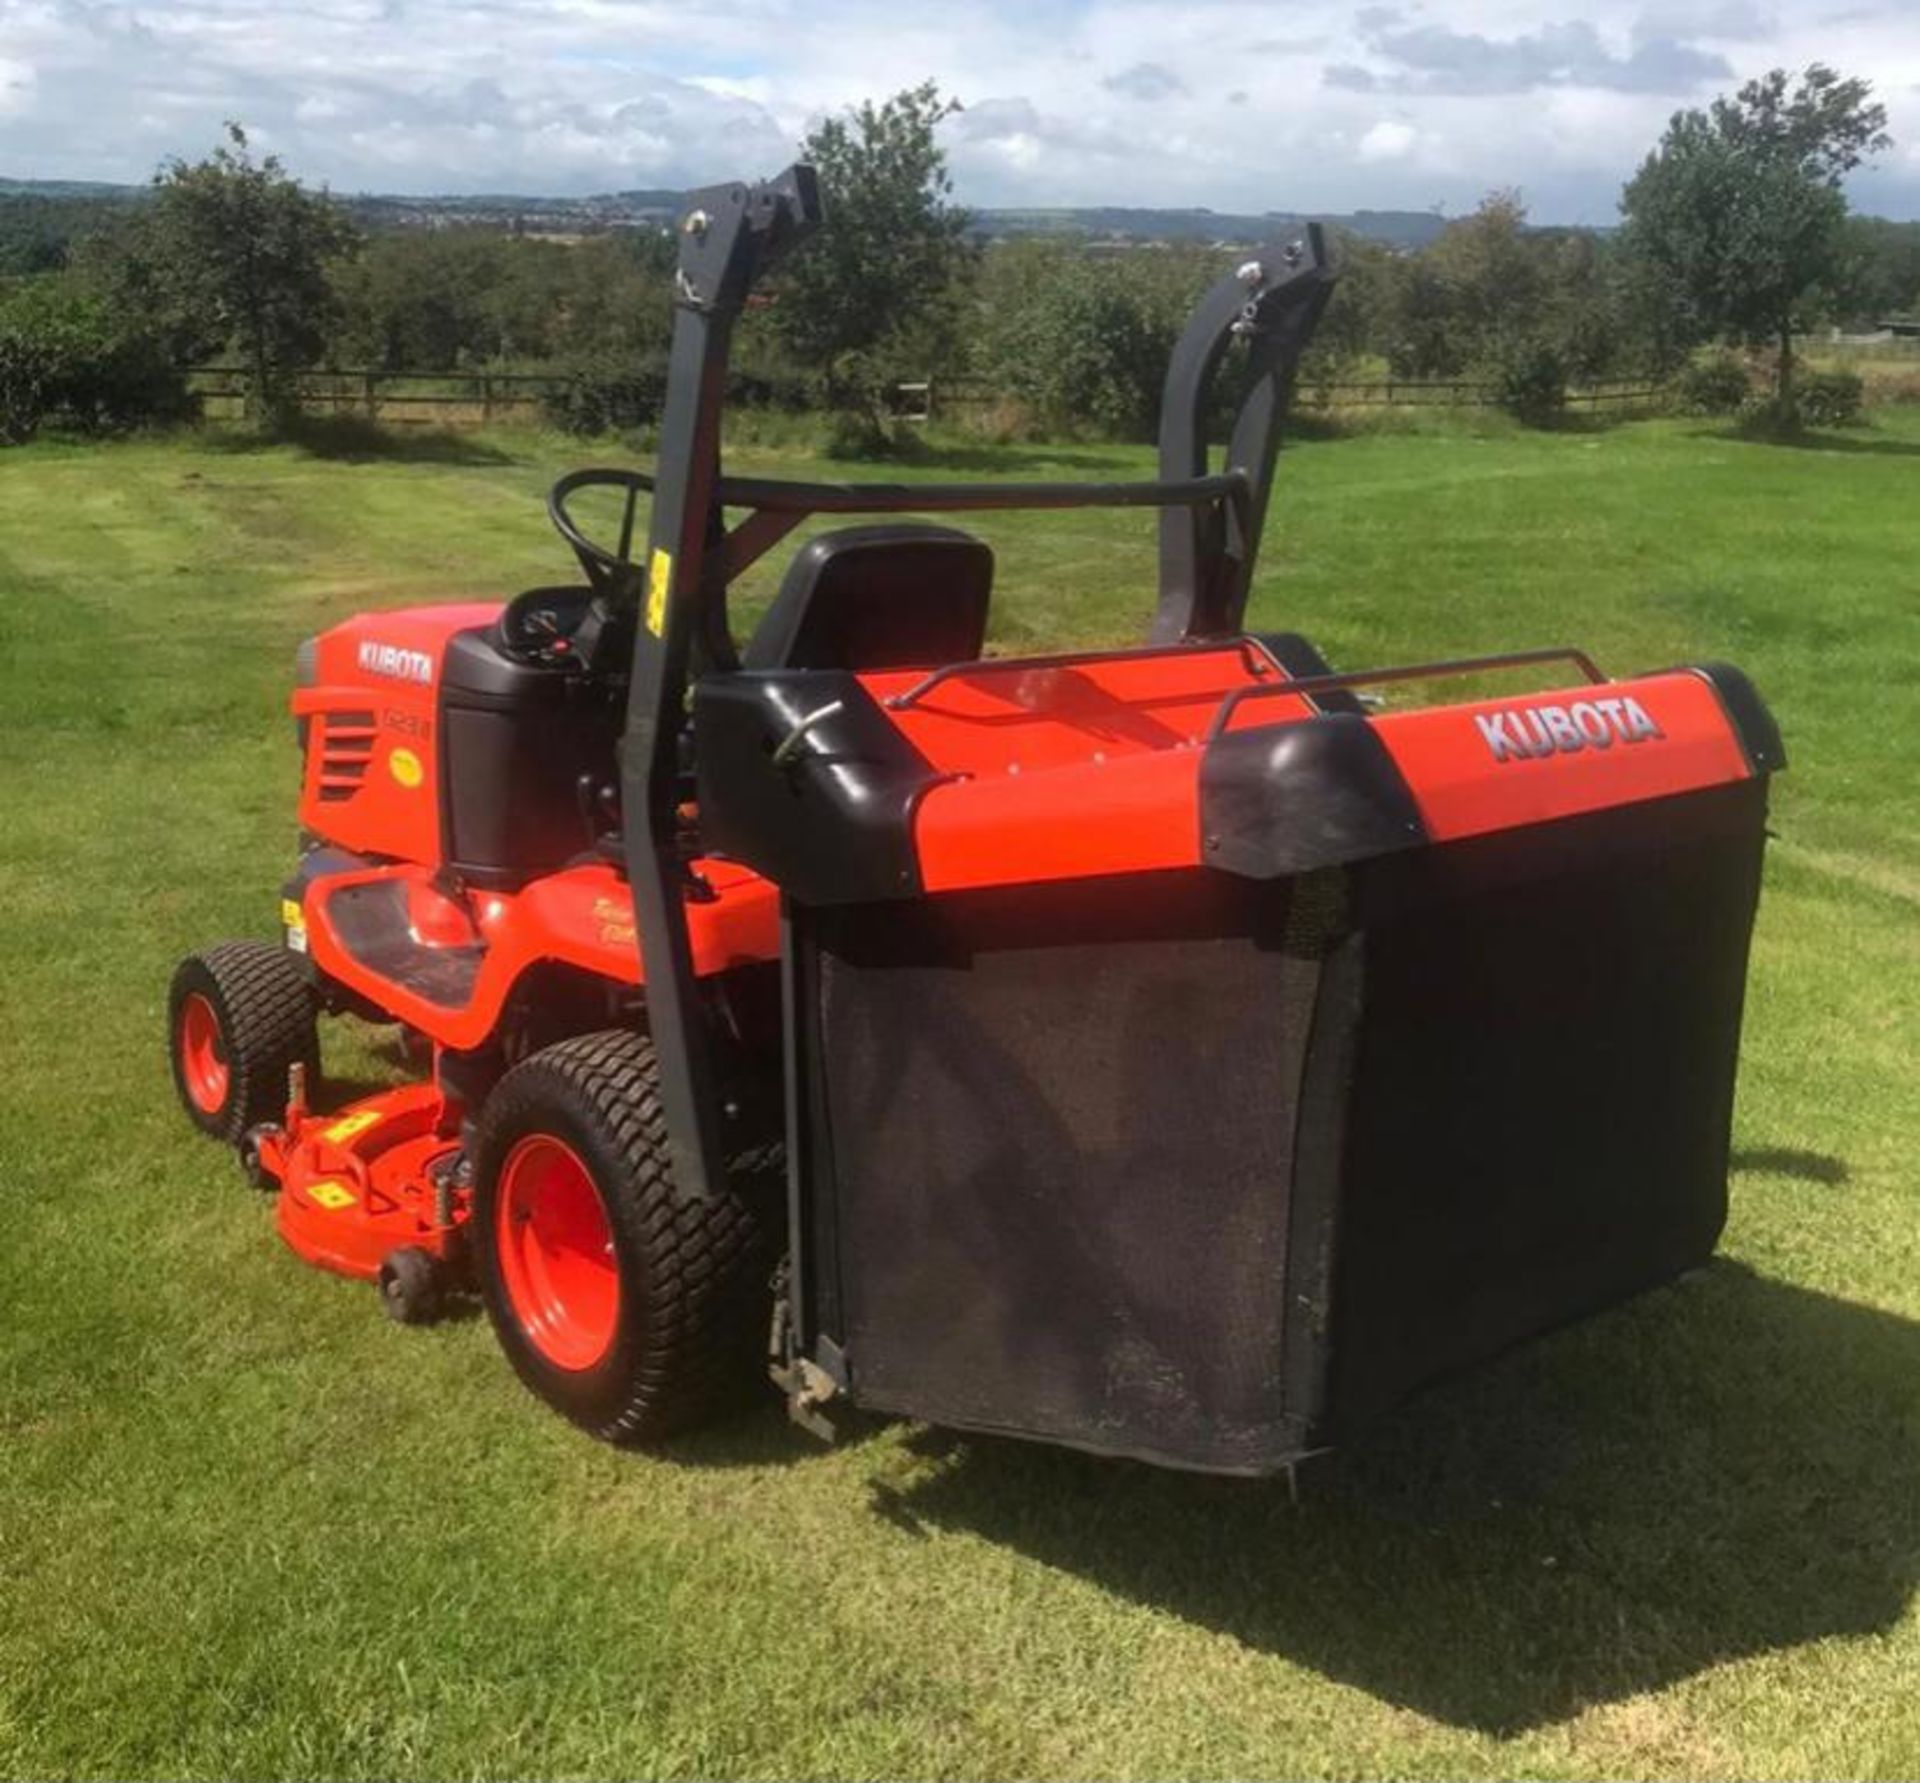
top-left (168, 943), bottom-right (318, 1144)
top-left (472, 1029), bottom-right (779, 1444)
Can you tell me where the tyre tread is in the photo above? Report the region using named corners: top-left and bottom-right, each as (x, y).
top-left (170, 941), bottom-right (318, 1142)
top-left (475, 1028), bottom-right (778, 1443)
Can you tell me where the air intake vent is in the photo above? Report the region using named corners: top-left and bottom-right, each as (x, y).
top-left (315, 709), bottom-right (377, 803)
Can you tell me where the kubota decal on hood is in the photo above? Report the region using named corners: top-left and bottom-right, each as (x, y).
top-left (356, 640), bottom-right (435, 685)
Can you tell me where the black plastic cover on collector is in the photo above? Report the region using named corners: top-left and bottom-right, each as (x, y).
top-left (693, 670), bottom-right (941, 904)
top-left (1200, 711), bottom-right (1427, 879)
top-left (1688, 661), bottom-right (1788, 775)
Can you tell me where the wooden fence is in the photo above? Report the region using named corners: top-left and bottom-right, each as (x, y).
top-left (914, 374), bottom-right (1669, 419)
top-left (187, 365), bottom-right (1672, 428)
top-left (187, 366), bottom-right (563, 424)
top-left (1302, 378), bottom-right (1669, 411)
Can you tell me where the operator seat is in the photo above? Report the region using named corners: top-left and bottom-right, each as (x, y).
top-left (743, 524), bottom-right (993, 672)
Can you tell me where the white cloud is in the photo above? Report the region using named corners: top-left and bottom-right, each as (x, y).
top-left (0, 0), bottom-right (1913, 221)
top-left (1358, 119), bottom-right (1420, 163)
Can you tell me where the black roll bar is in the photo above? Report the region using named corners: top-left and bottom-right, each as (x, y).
top-left (621, 168), bottom-right (823, 1201)
top-left (1155, 227), bottom-right (1337, 642)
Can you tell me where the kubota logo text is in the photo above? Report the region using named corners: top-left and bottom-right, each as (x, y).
top-left (357, 640), bottom-right (434, 685)
top-left (1475, 696), bottom-right (1663, 763)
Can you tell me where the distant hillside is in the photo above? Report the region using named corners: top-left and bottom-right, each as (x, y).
top-left (342, 188), bottom-right (687, 231)
top-left (0, 175), bottom-right (1450, 247)
top-left (0, 176), bottom-right (144, 201)
top-left (974, 206), bottom-right (1448, 249)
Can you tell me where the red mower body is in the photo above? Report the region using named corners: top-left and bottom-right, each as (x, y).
top-left (169, 163), bottom-right (1782, 1471)
top-left (293, 603), bottom-right (494, 868)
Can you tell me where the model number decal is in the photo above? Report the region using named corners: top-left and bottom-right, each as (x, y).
top-left (383, 707), bottom-right (432, 740)
top-left (357, 641), bottom-right (434, 685)
top-left (1476, 696), bottom-right (1663, 764)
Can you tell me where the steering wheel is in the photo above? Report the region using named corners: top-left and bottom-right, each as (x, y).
top-left (547, 467), bottom-right (655, 600)
top-left (494, 466), bottom-right (654, 675)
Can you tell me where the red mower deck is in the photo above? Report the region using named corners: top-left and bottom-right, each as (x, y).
top-left (260, 1081), bottom-right (466, 1283)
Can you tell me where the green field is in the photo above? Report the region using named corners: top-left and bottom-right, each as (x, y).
top-left (2, 413), bottom-right (1917, 1780)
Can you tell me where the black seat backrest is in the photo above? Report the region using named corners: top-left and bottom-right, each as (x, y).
top-left (743, 524), bottom-right (993, 672)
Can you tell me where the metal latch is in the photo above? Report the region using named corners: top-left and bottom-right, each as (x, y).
top-left (770, 699), bottom-right (845, 767)
top-left (768, 1267), bottom-right (842, 1444)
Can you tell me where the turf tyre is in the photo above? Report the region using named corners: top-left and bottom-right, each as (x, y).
top-left (472, 1028), bottom-right (780, 1443)
top-left (168, 942), bottom-right (319, 1145)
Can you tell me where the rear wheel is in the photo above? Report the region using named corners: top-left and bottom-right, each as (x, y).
top-left (472, 1029), bottom-right (779, 1443)
top-left (168, 943), bottom-right (318, 1144)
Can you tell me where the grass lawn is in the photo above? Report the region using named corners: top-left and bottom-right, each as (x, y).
top-left (1, 411), bottom-right (1916, 1780)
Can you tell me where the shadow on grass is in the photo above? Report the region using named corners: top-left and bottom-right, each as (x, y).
top-left (1689, 421), bottom-right (1920, 460)
top-left (661, 1403), bottom-right (890, 1470)
top-left (202, 415), bottom-right (520, 466)
top-left (1288, 407), bottom-right (1634, 443)
top-left (1752, 428), bottom-right (1920, 459)
top-left (1538, 407), bottom-right (1639, 434)
top-left (872, 439), bottom-right (1141, 476)
top-left (870, 1259), bottom-right (1918, 1734)
top-left (1730, 1145), bottom-right (1850, 1185)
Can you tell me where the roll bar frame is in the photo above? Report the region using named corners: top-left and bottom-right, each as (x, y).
top-left (619, 165), bottom-right (1336, 1198)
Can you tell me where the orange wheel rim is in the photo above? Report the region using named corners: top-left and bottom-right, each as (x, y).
top-left (495, 1135), bottom-right (621, 1370)
top-left (178, 993), bottom-right (230, 1115)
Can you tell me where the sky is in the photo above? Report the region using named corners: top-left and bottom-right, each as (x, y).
top-left (1, 0), bottom-right (1917, 222)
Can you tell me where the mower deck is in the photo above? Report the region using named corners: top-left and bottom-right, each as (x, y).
top-left (257, 1081), bottom-right (466, 1282)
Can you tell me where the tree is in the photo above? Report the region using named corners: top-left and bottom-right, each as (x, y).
top-left (1834, 216), bottom-right (1920, 324)
top-left (1297, 231), bottom-right (1394, 397)
top-left (0, 275), bottom-right (189, 444)
top-left (1621, 65), bottom-right (1891, 404)
top-left (974, 239), bottom-right (1222, 439)
top-left (774, 82), bottom-right (972, 431)
top-left (1422, 191), bottom-right (1546, 364)
top-left (0, 194), bottom-right (139, 277)
top-left (1381, 255), bottom-right (1463, 379)
top-left (145, 124), bottom-right (359, 419)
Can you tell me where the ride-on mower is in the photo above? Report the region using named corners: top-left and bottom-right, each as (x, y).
top-left (169, 166), bottom-right (1782, 1473)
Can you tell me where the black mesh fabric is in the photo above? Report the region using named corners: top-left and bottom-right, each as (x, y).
top-left (800, 873), bottom-right (1335, 1472)
top-left (1321, 778), bottom-right (1768, 1429)
top-left (790, 777), bottom-right (1770, 1474)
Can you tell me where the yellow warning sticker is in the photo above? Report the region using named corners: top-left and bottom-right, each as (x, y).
top-left (645, 547), bottom-right (673, 638)
top-left (323, 1110), bottom-right (381, 1145)
top-left (308, 1179), bottom-right (356, 1211)
top-left (389, 746), bottom-right (424, 789)
top-left (281, 896), bottom-right (309, 955)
